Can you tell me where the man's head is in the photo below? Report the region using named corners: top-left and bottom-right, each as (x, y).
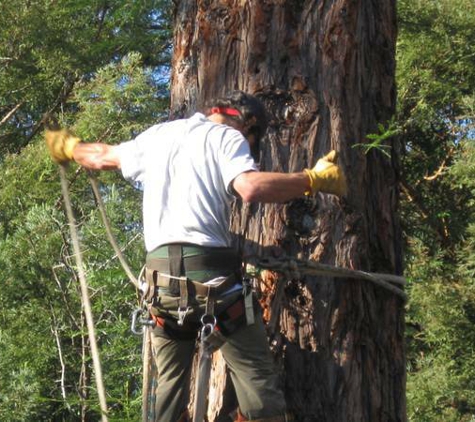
top-left (206, 91), bottom-right (268, 161)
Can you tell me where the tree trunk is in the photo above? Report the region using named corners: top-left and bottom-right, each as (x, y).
top-left (169, 1), bottom-right (405, 421)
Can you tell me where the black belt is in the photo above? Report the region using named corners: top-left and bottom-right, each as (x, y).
top-left (146, 249), bottom-right (241, 273)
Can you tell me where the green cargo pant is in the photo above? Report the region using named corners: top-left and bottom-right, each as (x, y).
top-left (150, 309), bottom-right (286, 421)
top-left (147, 244), bottom-right (286, 421)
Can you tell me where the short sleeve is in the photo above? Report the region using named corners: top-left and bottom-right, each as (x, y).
top-left (218, 129), bottom-right (258, 194)
top-left (115, 124), bottom-right (162, 183)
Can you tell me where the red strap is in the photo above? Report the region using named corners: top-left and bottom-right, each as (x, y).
top-left (150, 313), bottom-right (165, 328)
top-left (210, 107), bottom-right (241, 117)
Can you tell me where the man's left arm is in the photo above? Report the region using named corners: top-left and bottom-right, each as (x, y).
top-left (45, 129), bottom-right (121, 170)
top-left (72, 142), bottom-right (121, 170)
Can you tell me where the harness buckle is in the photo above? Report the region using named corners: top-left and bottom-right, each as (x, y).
top-left (177, 306), bottom-right (191, 326)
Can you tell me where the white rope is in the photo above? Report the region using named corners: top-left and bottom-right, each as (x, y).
top-left (59, 165), bottom-right (109, 421)
top-left (87, 172), bottom-right (140, 289)
top-left (257, 256), bottom-right (407, 302)
top-left (87, 173), bottom-right (153, 421)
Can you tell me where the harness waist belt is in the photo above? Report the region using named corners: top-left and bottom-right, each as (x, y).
top-left (146, 269), bottom-right (239, 297)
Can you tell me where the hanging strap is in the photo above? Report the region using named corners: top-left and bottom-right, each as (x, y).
top-left (168, 244), bottom-right (185, 298)
top-left (192, 315), bottom-right (225, 422)
top-left (205, 287), bottom-right (216, 317)
top-left (166, 245), bottom-right (190, 325)
top-left (168, 244), bottom-right (184, 276)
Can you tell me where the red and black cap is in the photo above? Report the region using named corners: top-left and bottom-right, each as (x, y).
top-left (207, 91), bottom-right (269, 161)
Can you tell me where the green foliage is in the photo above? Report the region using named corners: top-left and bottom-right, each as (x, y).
top-left (0, 1), bottom-right (170, 420)
top-left (352, 119), bottom-right (399, 158)
top-left (406, 239), bottom-right (475, 421)
top-left (397, 0), bottom-right (475, 249)
top-left (72, 52), bottom-right (167, 142)
top-left (398, 0), bottom-right (475, 420)
top-left (398, 0), bottom-right (475, 127)
top-left (0, 0), bottom-right (171, 155)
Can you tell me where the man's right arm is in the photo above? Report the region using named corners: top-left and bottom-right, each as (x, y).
top-left (72, 142), bottom-right (121, 171)
top-left (45, 129), bottom-right (121, 171)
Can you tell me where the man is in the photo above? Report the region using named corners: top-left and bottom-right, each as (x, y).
top-left (46, 91), bottom-right (346, 422)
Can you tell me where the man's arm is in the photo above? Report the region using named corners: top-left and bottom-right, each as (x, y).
top-left (45, 129), bottom-right (121, 170)
top-left (72, 142), bottom-right (121, 170)
top-left (232, 150), bottom-right (347, 203)
top-left (232, 171), bottom-right (310, 203)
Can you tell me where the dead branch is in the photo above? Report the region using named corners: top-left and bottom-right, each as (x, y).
top-left (0, 102), bottom-right (23, 128)
top-left (423, 146), bottom-right (456, 181)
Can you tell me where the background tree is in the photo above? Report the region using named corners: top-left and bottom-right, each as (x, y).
top-left (0, 1), bottom-right (171, 420)
top-left (170, 1), bottom-right (404, 421)
top-left (1, 0), bottom-right (475, 420)
top-left (0, 0), bottom-right (170, 155)
top-left (397, 0), bottom-right (475, 420)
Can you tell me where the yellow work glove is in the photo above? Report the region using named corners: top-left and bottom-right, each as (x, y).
top-left (304, 150), bottom-right (347, 196)
top-left (45, 129), bottom-right (81, 164)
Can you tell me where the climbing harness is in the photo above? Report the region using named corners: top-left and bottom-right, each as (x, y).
top-left (144, 244), bottom-right (251, 327)
top-left (144, 271), bottom-right (241, 323)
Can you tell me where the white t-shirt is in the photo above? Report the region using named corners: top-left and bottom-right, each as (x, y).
top-left (115, 113), bottom-right (257, 252)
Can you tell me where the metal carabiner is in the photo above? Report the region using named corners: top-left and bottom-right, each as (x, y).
top-left (198, 314), bottom-right (216, 344)
top-left (130, 308), bottom-right (155, 335)
top-left (193, 314), bottom-right (219, 422)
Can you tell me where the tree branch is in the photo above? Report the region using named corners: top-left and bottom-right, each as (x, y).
top-left (400, 178), bottom-right (450, 244)
top-left (52, 264), bottom-right (81, 331)
top-left (0, 102), bottom-right (23, 128)
top-left (50, 307), bottom-right (70, 408)
top-left (423, 147), bottom-right (455, 181)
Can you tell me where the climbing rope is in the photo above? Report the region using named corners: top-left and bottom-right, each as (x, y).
top-left (58, 165), bottom-right (109, 421)
top-left (86, 172), bottom-right (154, 422)
top-left (87, 172), bottom-right (140, 288)
top-left (255, 256), bottom-right (407, 301)
top-left (59, 166), bottom-right (157, 421)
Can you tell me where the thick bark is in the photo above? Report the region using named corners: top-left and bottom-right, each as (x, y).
top-left (170, 1), bottom-right (404, 421)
